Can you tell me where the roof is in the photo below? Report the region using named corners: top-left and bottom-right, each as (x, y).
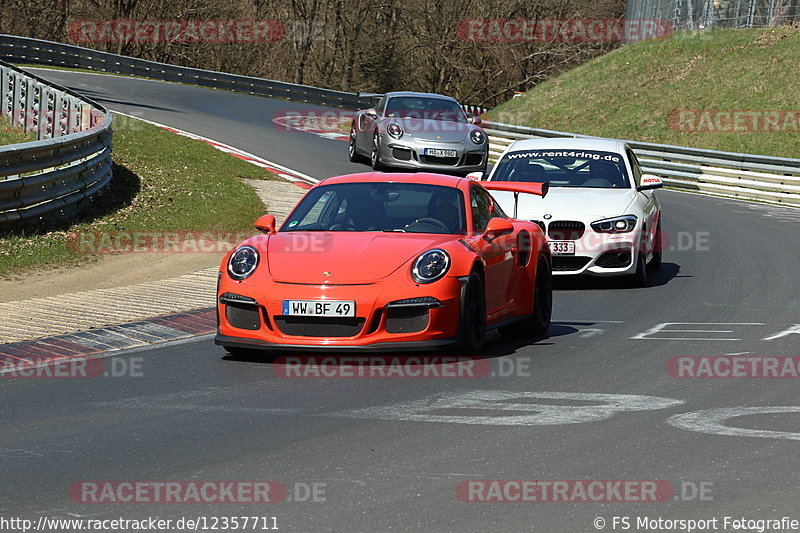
top-left (505, 137), bottom-right (627, 154)
top-left (318, 172), bottom-right (465, 188)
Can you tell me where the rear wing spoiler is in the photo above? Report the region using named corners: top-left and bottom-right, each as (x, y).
top-left (481, 181), bottom-right (549, 219)
top-left (481, 181), bottom-right (549, 199)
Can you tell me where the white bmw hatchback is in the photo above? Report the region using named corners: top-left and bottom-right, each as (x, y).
top-left (483, 138), bottom-right (664, 286)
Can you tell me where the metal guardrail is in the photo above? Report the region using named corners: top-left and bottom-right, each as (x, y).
top-left (2, 34), bottom-right (797, 208)
top-left (484, 121), bottom-right (800, 207)
top-left (0, 34), bottom-right (377, 110)
top-left (0, 59), bottom-right (112, 227)
top-left (0, 35), bottom-right (492, 114)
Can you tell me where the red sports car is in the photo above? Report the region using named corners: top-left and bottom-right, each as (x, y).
top-left (215, 172), bottom-right (551, 354)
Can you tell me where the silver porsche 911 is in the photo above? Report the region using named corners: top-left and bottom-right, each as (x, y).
top-left (349, 91), bottom-right (488, 175)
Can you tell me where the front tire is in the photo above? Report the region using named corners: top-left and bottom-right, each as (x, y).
top-left (628, 250), bottom-right (648, 288)
top-left (349, 125), bottom-right (365, 163)
top-left (500, 254), bottom-right (552, 338)
top-left (649, 217), bottom-right (663, 270)
top-left (458, 271), bottom-right (486, 354)
top-left (371, 131), bottom-right (385, 170)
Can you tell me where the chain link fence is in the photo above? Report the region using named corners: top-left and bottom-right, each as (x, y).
top-left (626, 0), bottom-right (799, 33)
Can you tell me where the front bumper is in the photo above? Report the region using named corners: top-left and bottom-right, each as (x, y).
top-left (379, 136), bottom-right (487, 173)
top-left (549, 230), bottom-right (642, 277)
top-left (216, 275), bottom-right (464, 351)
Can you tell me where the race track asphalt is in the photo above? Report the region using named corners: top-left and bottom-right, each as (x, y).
top-left (2, 69), bottom-right (799, 532)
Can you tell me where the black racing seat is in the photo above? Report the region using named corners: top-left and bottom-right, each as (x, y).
top-left (588, 161), bottom-right (625, 187)
top-left (329, 200), bottom-right (385, 231)
top-left (506, 160), bottom-right (546, 182)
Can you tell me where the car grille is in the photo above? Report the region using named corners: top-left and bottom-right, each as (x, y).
top-left (420, 155), bottom-right (459, 166)
top-left (595, 249), bottom-right (633, 268)
top-left (552, 256), bottom-right (591, 272)
top-left (225, 302), bottom-right (261, 330)
top-left (274, 316), bottom-right (365, 337)
top-left (531, 220), bottom-right (546, 233)
top-left (385, 307), bottom-right (430, 334)
top-left (548, 221), bottom-right (585, 240)
top-left (464, 152), bottom-right (484, 166)
top-left (392, 147), bottom-right (412, 161)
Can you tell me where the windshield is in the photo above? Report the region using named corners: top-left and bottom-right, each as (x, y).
top-left (492, 149), bottom-right (630, 188)
top-left (384, 97), bottom-right (467, 123)
top-left (281, 182), bottom-right (466, 235)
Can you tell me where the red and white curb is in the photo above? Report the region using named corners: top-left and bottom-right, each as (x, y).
top-left (0, 308), bottom-right (216, 375)
top-left (114, 111), bottom-right (319, 189)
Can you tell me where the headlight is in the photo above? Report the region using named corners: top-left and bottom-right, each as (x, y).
top-left (591, 215), bottom-right (638, 233)
top-left (411, 249), bottom-right (450, 284)
top-left (228, 245), bottom-right (259, 280)
top-left (470, 130), bottom-right (485, 144)
top-left (386, 122), bottom-right (403, 139)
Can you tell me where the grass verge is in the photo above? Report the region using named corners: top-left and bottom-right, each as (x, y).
top-left (488, 27), bottom-right (800, 157)
top-left (0, 117), bottom-right (37, 145)
top-left (0, 113), bottom-right (277, 276)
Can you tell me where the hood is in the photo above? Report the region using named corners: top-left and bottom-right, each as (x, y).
top-left (490, 187), bottom-right (636, 221)
top-left (264, 232), bottom-right (453, 284)
top-left (390, 118), bottom-right (474, 143)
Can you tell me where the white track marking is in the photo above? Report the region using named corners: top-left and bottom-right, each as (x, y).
top-left (764, 324), bottom-right (800, 341)
top-left (668, 407), bottom-right (800, 441)
top-left (331, 391), bottom-right (684, 426)
top-left (632, 322), bottom-right (765, 341)
top-left (580, 328), bottom-right (605, 338)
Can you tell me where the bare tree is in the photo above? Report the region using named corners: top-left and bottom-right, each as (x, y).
top-left (1, 0), bottom-right (629, 106)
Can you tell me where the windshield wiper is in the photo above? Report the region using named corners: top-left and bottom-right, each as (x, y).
top-left (382, 229), bottom-right (406, 233)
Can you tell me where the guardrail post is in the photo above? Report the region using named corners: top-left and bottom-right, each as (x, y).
top-left (1, 68), bottom-right (9, 120)
top-left (80, 103), bottom-right (91, 131)
top-left (41, 86), bottom-right (53, 139)
top-left (53, 89), bottom-right (64, 137)
top-left (11, 71), bottom-right (21, 129)
top-left (23, 77), bottom-right (35, 133)
top-left (37, 85), bottom-right (47, 140)
top-left (68, 96), bottom-right (80, 134)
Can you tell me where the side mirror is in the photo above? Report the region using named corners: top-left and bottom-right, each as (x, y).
top-left (254, 214), bottom-right (276, 234)
top-left (465, 171), bottom-right (484, 181)
top-left (470, 115), bottom-right (482, 125)
top-left (484, 217), bottom-right (514, 241)
top-left (637, 174), bottom-right (664, 192)
top-left (365, 108), bottom-right (378, 119)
